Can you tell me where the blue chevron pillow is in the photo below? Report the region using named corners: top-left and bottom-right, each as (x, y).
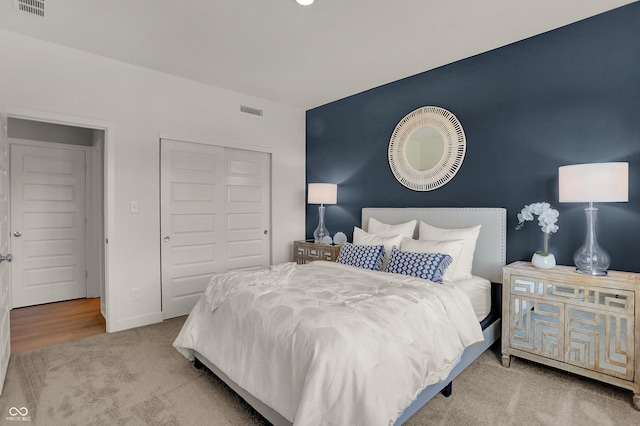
top-left (336, 243), bottom-right (385, 271)
top-left (386, 247), bottom-right (452, 283)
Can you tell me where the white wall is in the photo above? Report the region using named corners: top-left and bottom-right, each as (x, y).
top-left (8, 118), bottom-right (94, 146)
top-left (0, 29), bottom-right (306, 332)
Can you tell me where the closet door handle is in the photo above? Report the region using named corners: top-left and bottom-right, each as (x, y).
top-left (163, 236), bottom-right (170, 242)
top-left (13, 231), bottom-right (22, 237)
top-left (0, 254), bottom-right (12, 263)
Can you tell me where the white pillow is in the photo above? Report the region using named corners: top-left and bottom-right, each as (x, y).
top-left (368, 218), bottom-right (417, 239)
top-left (418, 222), bottom-right (481, 280)
top-left (400, 238), bottom-right (465, 282)
top-left (353, 227), bottom-right (403, 271)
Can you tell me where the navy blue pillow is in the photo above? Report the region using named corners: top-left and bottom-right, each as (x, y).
top-left (336, 243), bottom-right (385, 271)
top-left (386, 247), bottom-right (452, 283)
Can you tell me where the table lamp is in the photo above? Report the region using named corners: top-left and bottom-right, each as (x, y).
top-left (307, 183), bottom-right (337, 243)
top-left (558, 162), bottom-right (628, 276)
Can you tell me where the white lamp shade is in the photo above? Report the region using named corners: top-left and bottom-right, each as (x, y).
top-left (559, 162), bottom-right (628, 203)
top-left (308, 183), bottom-right (337, 205)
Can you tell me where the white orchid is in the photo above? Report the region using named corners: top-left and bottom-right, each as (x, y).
top-left (516, 202), bottom-right (559, 256)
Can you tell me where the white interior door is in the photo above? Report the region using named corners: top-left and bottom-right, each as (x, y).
top-left (10, 144), bottom-right (87, 308)
top-left (161, 139), bottom-right (226, 319)
top-left (225, 148), bottom-right (271, 271)
top-left (160, 140), bottom-right (271, 319)
top-left (0, 116), bottom-right (11, 394)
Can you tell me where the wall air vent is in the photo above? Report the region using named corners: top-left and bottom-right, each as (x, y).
top-left (17, 0), bottom-right (45, 17)
top-left (240, 105), bottom-right (264, 117)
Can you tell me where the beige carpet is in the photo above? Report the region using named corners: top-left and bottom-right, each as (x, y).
top-left (0, 317), bottom-right (638, 426)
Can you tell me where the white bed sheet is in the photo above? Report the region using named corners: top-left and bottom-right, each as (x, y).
top-left (445, 275), bottom-right (491, 321)
top-left (173, 261), bottom-right (483, 426)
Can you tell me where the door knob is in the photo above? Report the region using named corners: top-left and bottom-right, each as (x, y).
top-left (163, 236), bottom-right (170, 242)
top-left (13, 231), bottom-right (21, 237)
top-left (0, 254), bottom-right (12, 263)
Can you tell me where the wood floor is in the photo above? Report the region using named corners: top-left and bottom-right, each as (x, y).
top-left (10, 297), bottom-right (106, 354)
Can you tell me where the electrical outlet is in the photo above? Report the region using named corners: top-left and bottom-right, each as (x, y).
top-left (130, 201), bottom-right (139, 214)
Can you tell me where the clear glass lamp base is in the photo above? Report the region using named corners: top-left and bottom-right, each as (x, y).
top-left (574, 246), bottom-right (609, 276)
top-left (313, 204), bottom-right (330, 243)
top-left (574, 206), bottom-right (609, 276)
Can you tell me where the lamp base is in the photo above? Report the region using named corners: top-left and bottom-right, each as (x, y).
top-left (573, 206), bottom-right (610, 277)
top-left (313, 204), bottom-right (330, 243)
top-left (574, 267), bottom-right (608, 277)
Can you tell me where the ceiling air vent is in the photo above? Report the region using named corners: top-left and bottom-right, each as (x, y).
top-left (240, 105), bottom-right (264, 117)
top-left (17, 0), bottom-right (45, 17)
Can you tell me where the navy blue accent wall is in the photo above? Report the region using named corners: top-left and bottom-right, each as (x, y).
top-left (306, 3), bottom-right (640, 272)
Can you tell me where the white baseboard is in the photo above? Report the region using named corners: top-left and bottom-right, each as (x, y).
top-left (113, 312), bottom-right (164, 332)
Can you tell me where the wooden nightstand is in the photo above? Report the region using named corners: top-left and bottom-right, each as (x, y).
top-left (502, 261), bottom-right (640, 409)
top-left (293, 240), bottom-right (341, 264)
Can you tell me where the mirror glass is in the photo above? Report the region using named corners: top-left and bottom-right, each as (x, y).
top-left (405, 127), bottom-right (445, 171)
top-left (388, 106), bottom-right (466, 191)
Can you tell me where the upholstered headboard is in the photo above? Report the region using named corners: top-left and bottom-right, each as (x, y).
top-left (361, 208), bottom-right (507, 283)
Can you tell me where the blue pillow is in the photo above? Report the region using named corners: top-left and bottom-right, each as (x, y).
top-left (336, 243), bottom-right (385, 271)
top-left (386, 247), bottom-right (452, 283)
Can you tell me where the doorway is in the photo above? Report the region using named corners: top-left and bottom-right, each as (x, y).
top-left (10, 298), bottom-right (105, 353)
top-left (7, 118), bottom-right (105, 337)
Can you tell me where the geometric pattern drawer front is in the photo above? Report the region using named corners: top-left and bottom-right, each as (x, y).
top-left (511, 276), bottom-right (573, 301)
top-left (296, 246), bottom-right (333, 261)
top-left (565, 307), bottom-right (634, 380)
top-left (511, 276), bottom-right (634, 315)
top-left (579, 288), bottom-right (634, 315)
top-left (293, 241), bottom-right (341, 264)
top-left (511, 276), bottom-right (546, 296)
top-left (510, 296), bottom-right (564, 361)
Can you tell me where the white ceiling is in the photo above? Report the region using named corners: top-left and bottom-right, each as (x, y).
top-left (0, 0), bottom-right (635, 110)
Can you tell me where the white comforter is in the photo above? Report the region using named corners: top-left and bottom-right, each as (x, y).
top-left (173, 261), bottom-right (483, 426)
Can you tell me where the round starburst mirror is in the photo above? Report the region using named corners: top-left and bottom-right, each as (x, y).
top-left (388, 106), bottom-right (466, 191)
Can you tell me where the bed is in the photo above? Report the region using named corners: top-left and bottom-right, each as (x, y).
top-left (173, 207), bottom-right (506, 425)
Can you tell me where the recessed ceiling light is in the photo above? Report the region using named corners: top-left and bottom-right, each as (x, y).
top-left (296, 0), bottom-right (314, 5)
